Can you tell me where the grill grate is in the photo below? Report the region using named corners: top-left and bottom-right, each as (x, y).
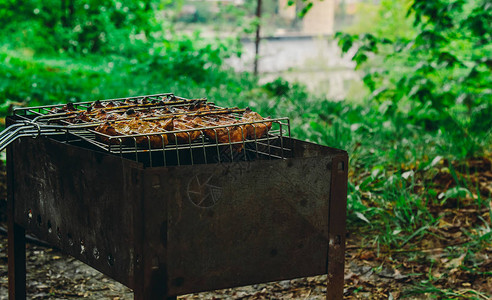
top-left (7, 93), bottom-right (291, 167)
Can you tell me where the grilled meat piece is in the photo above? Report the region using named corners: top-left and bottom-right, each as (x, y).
top-left (168, 115), bottom-right (202, 144)
top-left (189, 103), bottom-right (213, 112)
top-left (93, 122), bottom-right (121, 145)
top-left (197, 116), bottom-right (246, 149)
top-left (78, 108), bottom-right (138, 124)
top-left (91, 100), bottom-right (105, 109)
top-left (105, 101), bottom-right (118, 108)
top-left (66, 98), bottom-right (272, 151)
top-left (51, 102), bottom-right (77, 113)
top-left (63, 102), bottom-right (76, 111)
top-left (174, 116), bottom-right (202, 143)
top-left (154, 118), bottom-right (174, 131)
top-left (95, 118), bottom-right (172, 148)
top-left (241, 109), bottom-right (272, 139)
top-left (74, 112), bottom-right (92, 123)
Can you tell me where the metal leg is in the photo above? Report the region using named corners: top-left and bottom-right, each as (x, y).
top-left (133, 286), bottom-right (177, 300)
top-left (8, 222), bottom-right (26, 300)
top-left (135, 294), bottom-right (177, 300)
top-left (326, 155), bottom-right (348, 300)
top-left (7, 141), bottom-right (26, 300)
top-left (133, 258), bottom-right (175, 300)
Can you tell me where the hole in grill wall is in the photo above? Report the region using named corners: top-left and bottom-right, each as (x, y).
top-left (67, 233), bottom-right (74, 246)
top-left (107, 253), bottom-right (114, 266)
top-left (80, 240), bottom-right (86, 255)
top-left (93, 247), bottom-right (100, 260)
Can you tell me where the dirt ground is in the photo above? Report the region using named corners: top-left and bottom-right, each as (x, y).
top-left (1, 231), bottom-right (489, 300)
top-left (0, 233), bottom-right (437, 300)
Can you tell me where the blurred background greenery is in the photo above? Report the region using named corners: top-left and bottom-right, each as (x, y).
top-left (0, 0), bottom-right (491, 297)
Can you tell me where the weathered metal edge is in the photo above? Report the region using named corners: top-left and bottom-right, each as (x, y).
top-left (326, 152), bottom-right (348, 300)
top-left (7, 140), bottom-right (27, 300)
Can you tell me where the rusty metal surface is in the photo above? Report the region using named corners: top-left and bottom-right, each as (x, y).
top-left (327, 155), bottom-right (348, 300)
top-left (8, 131), bottom-right (347, 299)
top-left (7, 139), bottom-right (27, 299)
top-left (9, 136), bottom-right (142, 288)
top-left (141, 138), bottom-right (344, 296)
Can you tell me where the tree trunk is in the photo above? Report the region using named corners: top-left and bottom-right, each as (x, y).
top-left (253, 0), bottom-right (262, 76)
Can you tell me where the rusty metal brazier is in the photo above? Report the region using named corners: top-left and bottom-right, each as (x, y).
top-left (6, 94), bottom-right (347, 299)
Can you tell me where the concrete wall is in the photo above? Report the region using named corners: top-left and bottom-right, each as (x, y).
top-left (302, 0), bottom-right (335, 35)
top-left (277, 0), bottom-right (336, 35)
top-left (278, 0), bottom-right (297, 20)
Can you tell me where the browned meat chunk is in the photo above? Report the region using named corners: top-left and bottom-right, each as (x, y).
top-left (196, 116), bottom-right (246, 149)
top-left (241, 109), bottom-right (272, 139)
top-left (67, 99), bottom-right (271, 150)
top-left (168, 115), bottom-right (202, 143)
top-left (95, 118), bottom-right (172, 148)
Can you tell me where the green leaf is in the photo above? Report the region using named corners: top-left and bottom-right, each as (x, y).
top-left (437, 52), bottom-right (463, 68)
top-left (335, 32), bottom-right (357, 53)
top-left (354, 52), bottom-right (368, 66)
top-left (355, 212), bottom-right (371, 224)
top-left (443, 187), bottom-right (472, 200)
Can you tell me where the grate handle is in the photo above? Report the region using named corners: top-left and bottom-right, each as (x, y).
top-left (0, 121), bottom-right (67, 152)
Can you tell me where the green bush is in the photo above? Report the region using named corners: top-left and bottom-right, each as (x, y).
top-left (335, 0), bottom-right (492, 157)
top-left (0, 0), bottom-right (157, 55)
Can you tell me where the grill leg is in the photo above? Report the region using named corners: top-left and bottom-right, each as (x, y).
top-left (134, 289), bottom-right (177, 300)
top-left (7, 223), bottom-right (26, 300)
top-left (134, 294), bottom-right (176, 300)
top-left (7, 143), bottom-right (27, 300)
top-left (133, 268), bottom-right (177, 300)
top-left (326, 156), bottom-right (348, 300)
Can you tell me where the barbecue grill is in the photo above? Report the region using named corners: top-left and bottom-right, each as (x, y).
top-left (4, 93), bottom-right (348, 299)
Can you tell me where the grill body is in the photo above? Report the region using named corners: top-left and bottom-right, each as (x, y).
top-left (7, 133), bottom-right (347, 299)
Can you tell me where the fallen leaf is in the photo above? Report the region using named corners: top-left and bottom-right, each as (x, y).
top-left (390, 291), bottom-right (401, 299)
top-left (359, 250), bottom-right (376, 261)
top-left (439, 218), bottom-right (453, 228)
top-left (445, 253), bottom-right (466, 269)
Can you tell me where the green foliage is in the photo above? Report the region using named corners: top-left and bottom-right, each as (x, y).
top-left (0, 36), bottom-right (241, 112)
top-left (344, 0), bottom-right (415, 40)
top-left (287, 0), bottom-right (315, 18)
top-left (335, 0), bottom-right (492, 157)
top-left (263, 77), bottom-right (300, 97)
top-left (0, 0), bottom-right (245, 111)
top-left (174, 0), bottom-right (258, 36)
top-left (0, 0), bottom-right (157, 55)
